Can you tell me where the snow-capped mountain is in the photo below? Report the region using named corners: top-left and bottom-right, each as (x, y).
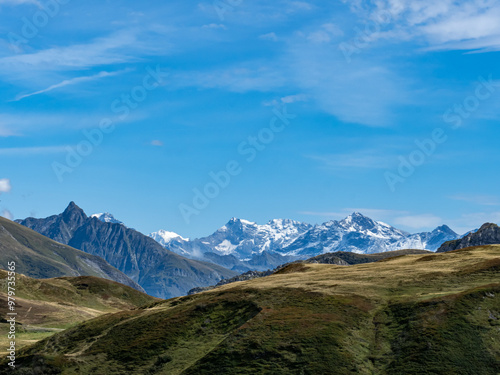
top-left (149, 213), bottom-right (460, 272)
top-left (149, 218), bottom-right (312, 271)
top-left (149, 230), bottom-right (191, 257)
top-left (278, 213), bottom-right (410, 257)
top-left (193, 218), bottom-right (313, 259)
top-left (150, 230), bottom-right (189, 244)
top-left (91, 213), bottom-right (124, 225)
top-left (280, 214), bottom-right (459, 256)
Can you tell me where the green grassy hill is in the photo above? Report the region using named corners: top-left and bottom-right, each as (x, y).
top-left (0, 270), bottom-right (158, 356)
top-left (3, 245), bottom-right (500, 374)
top-left (0, 217), bottom-right (143, 291)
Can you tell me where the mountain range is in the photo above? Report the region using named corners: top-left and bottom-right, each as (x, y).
top-left (149, 212), bottom-right (460, 271)
top-left (17, 202), bottom-right (236, 299)
top-left (12, 202), bottom-right (466, 297)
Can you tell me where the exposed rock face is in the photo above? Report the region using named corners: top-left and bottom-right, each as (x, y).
top-left (0, 217), bottom-right (143, 292)
top-left (437, 223), bottom-right (500, 253)
top-left (17, 202), bottom-right (236, 299)
top-left (18, 201), bottom-right (88, 244)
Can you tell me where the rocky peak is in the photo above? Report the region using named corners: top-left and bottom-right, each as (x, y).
top-left (340, 212), bottom-right (377, 230)
top-left (62, 201), bottom-right (87, 222)
top-left (437, 222), bottom-right (500, 252)
top-left (432, 225), bottom-right (458, 236)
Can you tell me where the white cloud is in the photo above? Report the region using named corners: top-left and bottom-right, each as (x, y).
top-left (307, 151), bottom-right (393, 169)
top-left (151, 140), bottom-right (164, 147)
top-left (448, 211), bottom-right (500, 234)
top-left (0, 30), bottom-right (141, 71)
top-left (0, 125), bottom-right (17, 137)
top-left (0, 109), bottom-right (149, 137)
top-left (13, 69), bottom-right (130, 101)
top-left (348, 0), bottom-right (500, 52)
top-left (307, 23), bottom-right (344, 44)
top-left (202, 23), bottom-right (227, 30)
top-left (393, 214), bottom-right (443, 229)
top-left (288, 1), bottom-right (315, 12)
top-left (1, 210), bottom-right (13, 220)
top-left (0, 179), bottom-right (11, 194)
top-left (0, 146), bottom-right (69, 156)
top-left (260, 32), bottom-right (278, 42)
top-left (308, 31), bottom-right (332, 44)
top-left (323, 23), bottom-right (344, 37)
top-left (0, 0), bottom-right (40, 5)
top-left (263, 94), bottom-right (307, 107)
top-left (173, 64), bottom-right (286, 93)
top-left (280, 94), bottom-right (308, 104)
top-left (287, 35), bottom-right (406, 126)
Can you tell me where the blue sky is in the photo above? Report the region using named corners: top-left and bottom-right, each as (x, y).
top-left (1, 0), bottom-right (500, 238)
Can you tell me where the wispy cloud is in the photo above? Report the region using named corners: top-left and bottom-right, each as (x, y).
top-left (288, 1), bottom-right (315, 12)
top-left (447, 211), bottom-right (500, 235)
top-left (348, 0), bottom-right (500, 53)
top-left (260, 32), bottom-right (278, 42)
top-left (0, 0), bottom-right (40, 5)
top-left (286, 35), bottom-right (407, 126)
top-left (307, 23), bottom-right (344, 44)
top-left (263, 93), bottom-right (308, 107)
top-left (0, 125), bottom-right (18, 137)
top-left (307, 152), bottom-right (393, 170)
top-left (0, 146), bottom-right (69, 156)
top-left (450, 194), bottom-right (500, 206)
top-left (13, 69), bottom-right (130, 101)
top-left (173, 64), bottom-right (286, 93)
top-left (202, 23), bottom-right (226, 30)
top-left (393, 214), bottom-right (443, 229)
top-left (1, 210), bottom-right (13, 220)
top-left (0, 30), bottom-right (140, 71)
top-left (150, 140), bottom-right (164, 147)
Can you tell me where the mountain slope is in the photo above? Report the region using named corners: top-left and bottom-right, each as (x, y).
top-left (0, 269), bottom-right (157, 354)
top-left (437, 222), bottom-right (500, 252)
top-left (0, 216), bottom-right (143, 292)
top-left (389, 225), bottom-right (459, 251)
top-left (6, 245), bottom-right (500, 374)
top-left (17, 203), bottom-right (237, 298)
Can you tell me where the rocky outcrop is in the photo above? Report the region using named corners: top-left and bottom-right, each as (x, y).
top-left (437, 223), bottom-right (500, 252)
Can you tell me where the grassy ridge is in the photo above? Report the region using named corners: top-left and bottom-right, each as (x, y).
top-left (3, 245), bottom-right (500, 374)
top-left (0, 270), bottom-right (158, 355)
